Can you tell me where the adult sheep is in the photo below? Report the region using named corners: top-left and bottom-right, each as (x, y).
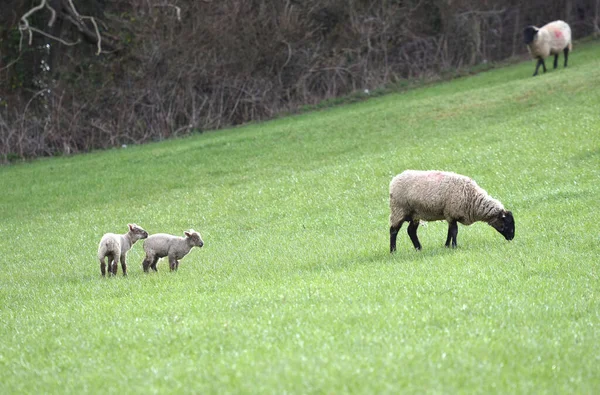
top-left (523, 20), bottom-right (572, 76)
top-left (389, 170), bottom-right (514, 252)
top-left (97, 223), bottom-right (149, 276)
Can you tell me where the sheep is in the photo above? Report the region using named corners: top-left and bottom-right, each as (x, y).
top-left (141, 229), bottom-right (204, 272)
top-left (523, 20), bottom-right (572, 76)
top-left (389, 170), bottom-right (514, 252)
top-left (97, 223), bottom-right (149, 276)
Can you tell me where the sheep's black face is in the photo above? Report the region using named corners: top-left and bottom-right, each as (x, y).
top-left (490, 211), bottom-right (515, 241)
top-left (523, 26), bottom-right (538, 45)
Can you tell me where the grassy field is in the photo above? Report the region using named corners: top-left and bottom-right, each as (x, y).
top-left (1, 41), bottom-right (599, 394)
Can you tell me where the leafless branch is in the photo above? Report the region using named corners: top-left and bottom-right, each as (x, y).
top-left (154, 4), bottom-right (182, 22)
top-left (66, 0), bottom-right (104, 54)
top-left (28, 26), bottom-right (81, 46)
top-left (18, 0), bottom-right (60, 50)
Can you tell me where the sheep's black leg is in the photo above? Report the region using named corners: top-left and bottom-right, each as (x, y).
top-left (390, 221), bottom-right (404, 253)
top-left (564, 47), bottom-right (569, 67)
top-left (445, 220), bottom-right (458, 248)
top-left (407, 220), bottom-right (422, 250)
top-left (111, 259), bottom-right (118, 276)
top-left (142, 258), bottom-right (150, 272)
top-left (100, 259), bottom-right (106, 276)
top-left (553, 54), bottom-right (559, 69)
top-left (533, 58), bottom-right (546, 76)
top-left (169, 257), bottom-right (177, 271)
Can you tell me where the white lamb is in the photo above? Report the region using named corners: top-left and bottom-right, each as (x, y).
top-left (97, 224), bottom-right (148, 276)
top-left (142, 229), bottom-right (204, 272)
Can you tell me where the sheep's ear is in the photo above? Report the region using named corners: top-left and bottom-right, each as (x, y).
top-left (184, 231), bottom-right (191, 237)
top-left (128, 224), bottom-right (134, 231)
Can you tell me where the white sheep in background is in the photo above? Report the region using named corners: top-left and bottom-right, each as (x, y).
top-left (142, 229), bottom-right (204, 272)
top-left (389, 170), bottom-right (514, 252)
top-left (97, 223), bottom-right (149, 276)
top-left (523, 20), bottom-right (572, 76)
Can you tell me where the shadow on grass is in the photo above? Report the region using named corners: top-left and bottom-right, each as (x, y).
top-left (302, 243), bottom-right (463, 276)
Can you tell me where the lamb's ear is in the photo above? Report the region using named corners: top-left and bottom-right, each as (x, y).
top-left (128, 223), bottom-right (134, 231)
top-left (184, 231), bottom-right (191, 237)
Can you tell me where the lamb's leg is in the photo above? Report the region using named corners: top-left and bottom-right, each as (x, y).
top-left (120, 256), bottom-right (127, 276)
top-left (100, 258), bottom-right (107, 276)
top-left (106, 255), bottom-right (115, 276)
top-left (407, 220), bottom-right (422, 250)
top-left (553, 54), bottom-right (559, 69)
top-left (445, 220), bottom-right (458, 248)
top-left (142, 256), bottom-right (151, 273)
top-left (169, 256), bottom-right (177, 271)
top-left (111, 259), bottom-right (118, 276)
top-left (390, 220), bottom-right (404, 253)
top-left (564, 47), bottom-right (569, 67)
top-left (150, 256), bottom-right (159, 272)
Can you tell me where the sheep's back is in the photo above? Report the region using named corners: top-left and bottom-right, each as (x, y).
top-left (541, 20), bottom-right (572, 53)
top-left (390, 170), bottom-right (468, 221)
top-left (144, 233), bottom-right (178, 254)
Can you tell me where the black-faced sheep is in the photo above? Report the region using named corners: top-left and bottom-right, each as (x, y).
top-left (141, 229), bottom-right (204, 272)
top-left (97, 223), bottom-right (149, 276)
top-left (523, 20), bottom-right (572, 76)
top-left (389, 170), bottom-right (514, 252)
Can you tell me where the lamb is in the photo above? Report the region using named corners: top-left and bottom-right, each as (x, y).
top-left (97, 223), bottom-right (149, 276)
top-left (389, 170), bottom-right (514, 252)
top-left (523, 20), bottom-right (572, 76)
top-left (141, 229), bottom-right (204, 272)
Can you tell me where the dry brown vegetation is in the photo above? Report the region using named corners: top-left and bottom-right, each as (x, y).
top-left (1, 0), bottom-right (599, 161)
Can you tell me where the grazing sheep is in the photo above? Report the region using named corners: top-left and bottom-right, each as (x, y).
top-left (389, 170), bottom-right (514, 252)
top-left (523, 20), bottom-right (572, 76)
top-left (97, 224), bottom-right (149, 276)
top-left (142, 230), bottom-right (204, 272)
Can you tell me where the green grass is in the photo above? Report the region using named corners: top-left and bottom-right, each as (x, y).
top-left (1, 41), bottom-right (600, 394)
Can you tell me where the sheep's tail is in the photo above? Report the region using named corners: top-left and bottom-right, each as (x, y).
top-left (568, 41), bottom-right (573, 51)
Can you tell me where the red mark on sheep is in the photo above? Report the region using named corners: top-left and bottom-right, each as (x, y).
top-left (554, 30), bottom-right (563, 39)
top-left (427, 172), bottom-right (445, 182)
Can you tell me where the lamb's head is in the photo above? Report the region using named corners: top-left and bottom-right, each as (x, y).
top-left (489, 211), bottom-right (515, 241)
top-left (184, 229), bottom-right (204, 248)
top-left (128, 223), bottom-right (149, 241)
top-left (523, 26), bottom-right (539, 45)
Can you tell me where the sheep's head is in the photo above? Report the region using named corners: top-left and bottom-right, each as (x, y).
top-left (184, 229), bottom-right (204, 248)
top-left (523, 26), bottom-right (539, 45)
top-left (489, 211), bottom-right (515, 241)
top-left (128, 223), bottom-right (149, 240)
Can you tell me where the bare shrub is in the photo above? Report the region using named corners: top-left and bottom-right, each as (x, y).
top-left (1, 0), bottom-right (598, 162)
